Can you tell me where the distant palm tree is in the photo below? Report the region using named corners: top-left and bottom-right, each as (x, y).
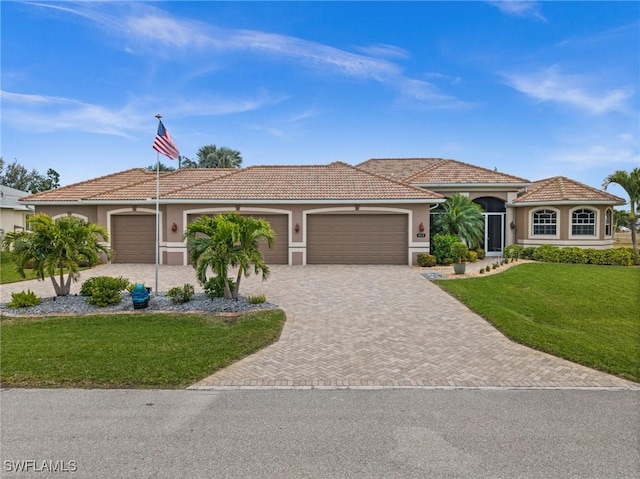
top-left (146, 162), bottom-right (176, 172)
top-left (196, 145), bottom-right (243, 169)
top-left (432, 193), bottom-right (485, 249)
top-left (2, 214), bottom-right (111, 296)
top-left (603, 168), bottom-right (639, 254)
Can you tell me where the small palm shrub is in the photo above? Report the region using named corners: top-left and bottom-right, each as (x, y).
top-left (450, 242), bottom-right (469, 263)
top-left (417, 253), bottom-right (437, 267)
top-left (167, 283), bottom-right (195, 304)
top-left (7, 290), bottom-right (40, 308)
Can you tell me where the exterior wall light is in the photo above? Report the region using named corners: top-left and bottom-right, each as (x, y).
top-left (171, 222), bottom-right (178, 232)
top-left (418, 222), bottom-right (425, 233)
top-left (294, 223), bottom-right (300, 233)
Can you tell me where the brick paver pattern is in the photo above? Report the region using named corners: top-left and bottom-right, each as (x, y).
top-left (2, 263), bottom-right (636, 389)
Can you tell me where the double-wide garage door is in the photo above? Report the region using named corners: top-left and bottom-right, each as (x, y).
top-left (307, 214), bottom-right (408, 264)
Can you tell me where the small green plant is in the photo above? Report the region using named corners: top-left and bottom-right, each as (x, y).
top-left (475, 248), bottom-right (486, 260)
top-left (450, 242), bottom-right (469, 263)
top-left (503, 244), bottom-right (523, 260)
top-left (204, 276), bottom-right (236, 298)
top-left (7, 290), bottom-right (40, 308)
top-left (87, 287), bottom-right (122, 307)
top-left (167, 284), bottom-right (195, 304)
top-left (479, 268), bottom-right (485, 274)
top-left (431, 234), bottom-right (459, 264)
top-left (467, 251), bottom-right (478, 263)
top-left (247, 294), bottom-right (267, 304)
top-left (417, 253), bottom-right (437, 267)
top-left (492, 263), bottom-right (498, 270)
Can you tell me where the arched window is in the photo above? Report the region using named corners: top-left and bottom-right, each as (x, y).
top-left (572, 208), bottom-right (596, 236)
top-left (605, 209), bottom-right (612, 237)
top-left (532, 209), bottom-right (557, 235)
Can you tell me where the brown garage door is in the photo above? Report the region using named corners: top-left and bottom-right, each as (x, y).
top-left (112, 215), bottom-right (155, 263)
top-left (187, 213), bottom-right (288, 265)
top-left (307, 214), bottom-right (407, 264)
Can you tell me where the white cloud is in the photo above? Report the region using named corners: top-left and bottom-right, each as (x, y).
top-left (27, 1), bottom-right (465, 108)
top-left (503, 66), bottom-right (632, 115)
top-left (487, 1), bottom-right (546, 22)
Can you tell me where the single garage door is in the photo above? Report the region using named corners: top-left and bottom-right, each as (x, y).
top-left (112, 215), bottom-right (155, 263)
top-left (187, 214), bottom-right (288, 265)
top-left (307, 214), bottom-right (408, 264)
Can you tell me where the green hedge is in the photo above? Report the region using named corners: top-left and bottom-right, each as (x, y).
top-left (507, 245), bottom-right (638, 266)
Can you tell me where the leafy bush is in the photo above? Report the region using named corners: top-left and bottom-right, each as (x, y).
top-left (204, 276), bottom-right (236, 298)
top-left (467, 251), bottom-right (478, 263)
top-left (557, 247), bottom-right (588, 264)
top-left (81, 276), bottom-right (131, 297)
top-left (605, 248), bottom-right (635, 266)
top-left (532, 244), bottom-right (561, 263)
top-left (167, 283), bottom-right (195, 304)
top-left (417, 253), bottom-right (437, 267)
top-left (87, 287), bottom-right (122, 307)
top-left (431, 234), bottom-right (459, 264)
top-left (479, 268), bottom-right (485, 274)
top-left (521, 247), bottom-right (536, 260)
top-left (247, 294), bottom-right (267, 304)
top-left (450, 242), bottom-right (469, 263)
top-left (441, 258), bottom-right (454, 266)
top-left (475, 248), bottom-right (486, 260)
top-left (7, 290), bottom-right (40, 308)
top-left (503, 244), bottom-right (524, 260)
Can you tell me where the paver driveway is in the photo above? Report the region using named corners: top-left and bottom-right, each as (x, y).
top-left (2, 264), bottom-right (636, 389)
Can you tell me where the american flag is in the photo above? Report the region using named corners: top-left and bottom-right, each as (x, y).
top-left (152, 120), bottom-right (180, 160)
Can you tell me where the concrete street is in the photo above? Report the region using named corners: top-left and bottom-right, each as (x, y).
top-left (1, 388), bottom-right (638, 478)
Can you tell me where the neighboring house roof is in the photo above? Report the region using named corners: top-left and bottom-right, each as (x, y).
top-left (510, 176), bottom-right (626, 206)
top-left (20, 162), bottom-right (443, 204)
top-left (0, 185), bottom-right (34, 211)
top-left (358, 158), bottom-right (531, 186)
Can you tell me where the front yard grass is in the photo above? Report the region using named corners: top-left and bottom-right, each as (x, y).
top-left (0, 251), bottom-right (39, 284)
top-left (435, 263), bottom-right (639, 383)
top-left (0, 309), bottom-right (285, 388)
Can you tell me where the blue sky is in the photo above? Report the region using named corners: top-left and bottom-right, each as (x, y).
top-left (1, 1), bottom-right (638, 200)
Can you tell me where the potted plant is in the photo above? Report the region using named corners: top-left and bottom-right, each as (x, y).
top-left (450, 241), bottom-right (469, 275)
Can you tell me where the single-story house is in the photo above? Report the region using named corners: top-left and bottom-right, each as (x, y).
top-left (19, 158), bottom-right (625, 265)
top-left (0, 185), bottom-right (34, 236)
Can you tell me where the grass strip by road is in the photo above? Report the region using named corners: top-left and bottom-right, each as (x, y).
top-left (435, 263), bottom-right (639, 383)
top-left (1, 309), bottom-right (285, 388)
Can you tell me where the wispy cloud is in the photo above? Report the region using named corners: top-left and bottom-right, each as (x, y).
top-left (503, 66), bottom-right (632, 115)
top-left (27, 1), bottom-right (465, 108)
top-left (1, 90), bottom-right (279, 136)
top-left (487, 1), bottom-right (546, 22)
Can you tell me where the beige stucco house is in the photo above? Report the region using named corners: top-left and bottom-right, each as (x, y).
top-left (19, 158), bottom-right (625, 265)
top-left (0, 185), bottom-right (34, 236)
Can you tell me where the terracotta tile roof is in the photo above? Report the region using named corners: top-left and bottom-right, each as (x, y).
top-left (21, 163), bottom-right (442, 203)
top-left (163, 162), bottom-right (443, 201)
top-left (512, 176), bottom-right (625, 204)
top-left (358, 158), bottom-right (530, 185)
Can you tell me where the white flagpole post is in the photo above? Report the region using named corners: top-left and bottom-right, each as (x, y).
top-left (154, 113), bottom-right (161, 296)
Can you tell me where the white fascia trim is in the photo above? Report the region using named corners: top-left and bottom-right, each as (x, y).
top-left (52, 212), bottom-right (88, 221)
top-left (415, 183), bottom-right (531, 190)
top-left (23, 198), bottom-right (443, 206)
top-left (509, 200), bottom-right (623, 207)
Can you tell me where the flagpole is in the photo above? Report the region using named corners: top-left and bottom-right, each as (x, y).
top-left (154, 113), bottom-right (161, 297)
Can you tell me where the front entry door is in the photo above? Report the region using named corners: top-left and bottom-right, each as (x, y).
top-left (485, 213), bottom-right (504, 256)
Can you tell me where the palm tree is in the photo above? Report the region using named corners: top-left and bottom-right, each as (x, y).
top-left (196, 145), bottom-right (243, 169)
top-left (184, 213), bottom-right (273, 299)
top-left (2, 213), bottom-right (111, 296)
top-left (603, 168), bottom-right (639, 254)
top-left (432, 193), bottom-right (485, 249)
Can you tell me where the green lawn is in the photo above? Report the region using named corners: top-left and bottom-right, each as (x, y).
top-left (435, 263), bottom-right (640, 382)
top-left (0, 310), bottom-right (285, 388)
top-left (0, 251), bottom-right (39, 284)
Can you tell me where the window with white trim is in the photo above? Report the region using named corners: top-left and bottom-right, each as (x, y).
top-left (572, 208), bottom-right (596, 236)
top-left (605, 208), bottom-right (612, 237)
top-left (532, 209), bottom-right (557, 235)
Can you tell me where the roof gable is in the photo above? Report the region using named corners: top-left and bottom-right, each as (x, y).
top-left (512, 176), bottom-right (625, 204)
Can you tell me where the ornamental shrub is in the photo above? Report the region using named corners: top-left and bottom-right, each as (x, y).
top-left (467, 251), bottom-right (478, 263)
top-left (450, 242), bottom-right (469, 263)
top-left (7, 290), bottom-right (40, 308)
top-left (605, 248), bottom-right (635, 266)
top-left (521, 247), bottom-right (536, 260)
top-left (80, 276), bottom-right (131, 297)
top-left (532, 244), bottom-right (561, 263)
top-left (475, 248), bottom-right (486, 260)
top-left (557, 247), bottom-right (588, 264)
top-left (167, 283), bottom-right (195, 304)
top-left (431, 234), bottom-right (459, 264)
top-left (87, 287), bottom-right (122, 307)
top-left (503, 244), bottom-right (523, 260)
top-left (204, 276), bottom-right (236, 298)
top-left (247, 294), bottom-right (267, 304)
top-left (417, 253), bottom-right (437, 267)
